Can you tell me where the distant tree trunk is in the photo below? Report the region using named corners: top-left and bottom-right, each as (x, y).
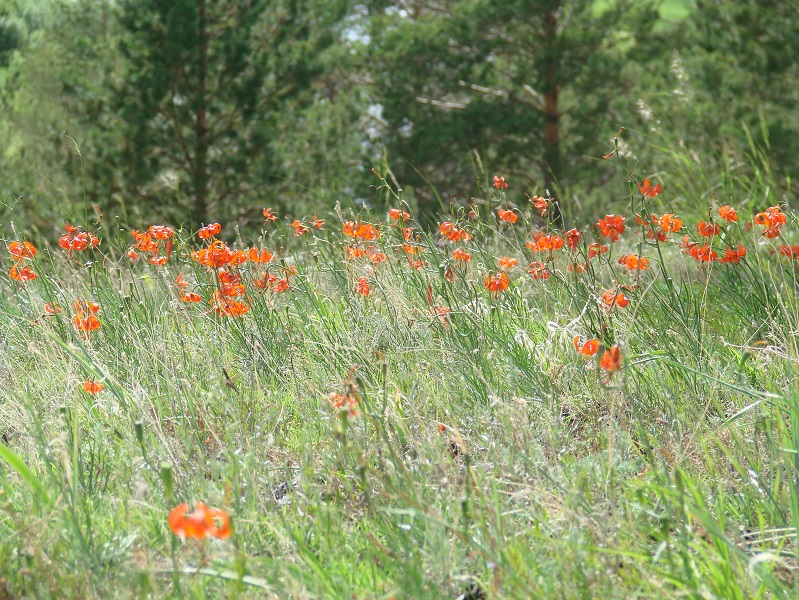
top-left (193, 0), bottom-right (209, 226)
top-left (542, 8), bottom-right (562, 228)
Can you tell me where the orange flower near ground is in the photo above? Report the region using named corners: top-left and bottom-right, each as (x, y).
top-left (696, 221), bottom-right (721, 237)
top-left (596, 215), bottom-right (625, 242)
top-left (602, 289), bottom-right (629, 309)
top-left (497, 209), bottom-right (518, 224)
top-left (599, 345), bottom-right (622, 373)
top-left (719, 244), bottom-right (747, 264)
top-left (638, 179), bottom-right (662, 198)
top-left (148, 225), bottom-right (174, 240)
top-left (498, 256), bottom-right (518, 269)
top-left (527, 234), bottom-right (564, 252)
top-left (484, 271), bottom-right (510, 293)
top-left (493, 176), bottom-right (508, 190)
top-left (527, 261), bottom-right (551, 280)
top-left (452, 248), bottom-right (472, 262)
top-left (346, 245), bottom-right (366, 259)
top-left (168, 502), bottom-right (231, 541)
top-left (149, 255), bottom-right (168, 265)
top-left (656, 213), bottom-right (683, 233)
top-left (211, 290), bottom-right (251, 317)
top-left (355, 277), bottom-right (371, 297)
top-left (82, 379), bottom-right (104, 394)
top-left (44, 303), bottom-right (61, 314)
top-left (263, 207), bottom-right (278, 222)
top-left (248, 247), bottom-right (273, 263)
top-left (718, 206), bottom-right (738, 222)
top-left (9, 241), bottom-right (37, 259)
top-left (574, 336), bottom-right (599, 356)
top-left (431, 306), bottom-right (451, 325)
top-left (198, 223), bottom-right (222, 239)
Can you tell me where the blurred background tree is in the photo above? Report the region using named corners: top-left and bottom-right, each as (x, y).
top-left (0, 0), bottom-right (795, 237)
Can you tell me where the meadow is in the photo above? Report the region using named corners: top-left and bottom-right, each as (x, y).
top-left (1, 141), bottom-right (798, 598)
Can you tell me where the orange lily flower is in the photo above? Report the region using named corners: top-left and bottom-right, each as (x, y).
top-left (263, 207), bottom-right (278, 222)
top-left (492, 175), bottom-right (508, 189)
top-left (355, 277), bottom-right (371, 297)
top-left (82, 379), bottom-right (104, 394)
top-left (602, 289), bottom-right (629, 309)
top-left (497, 209), bottom-right (518, 224)
top-left (527, 261), bottom-right (550, 280)
top-left (9, 241), bottom-right (37, 259)
top-left (719, 244), bottom-right (747, 264)
top-left (168, 502), bottom-right (231, 541)
top-left (484, 271), bottom-right (510, 293)
top-left (638, 179), bottom-right (662, 198)
top-left (452, 248), bottom-right (472, 262)
top-left (696, 221), bottom-right (721, 237)
top-left (198, 223), bottom-right (222, 239)
top-left (574, 336), bottom-right (599, 356)
top-left (599, 345), bottom-right (622, 373)
top-left (9, 264), bottom-right (37, 282)
top-left (565, 228), bottom-right (581, 250)
top-left (388, 208), bottom-right (410, 220)
top-left (754, 206), bottom-right (787, 238)
top-left (291, 219), bottom-right (310, 236)
top-left (498, 256), bottom-right (518, 269)
top-left (596, 215), bottom-right (625, 242)
top-left (618, 254), bottom-right (649, 271)
top-left (718, 206), bottom-right (738, 222)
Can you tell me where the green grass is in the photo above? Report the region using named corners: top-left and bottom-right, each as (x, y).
top-left (0, 151), bottom-right (798, 598)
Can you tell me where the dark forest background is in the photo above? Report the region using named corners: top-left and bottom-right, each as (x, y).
top-left (0, 0), bottom-right (796, 237)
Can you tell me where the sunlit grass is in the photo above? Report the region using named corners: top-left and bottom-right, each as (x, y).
top-left (0, 150), bottom-right (797, 598)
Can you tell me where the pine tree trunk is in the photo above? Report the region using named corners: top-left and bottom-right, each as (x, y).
top-left (193, 0), bottom-right (209, 226)
top-left (542, 9), bottom-right (563, 228)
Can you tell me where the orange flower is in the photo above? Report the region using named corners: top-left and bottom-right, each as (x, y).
top-left (355, 277), bottom-right (371, 297)
top-left (198, 223), bottom-right (222, 239)
top-left (273, 278), bottom-right (290, 293)
top-left (527, 234), bottom-right (563, 252)
top-left (44, 302), bottom-right (61, 314)
top-left (573, 336), bottom-right (599, 356)
top-left (9, 241), bottom-right (37, 259)
top-left (719, 244), bottom-right (746, 264)
top-left (498, 256), bottom-right (518, 269)
top-left (452, 248), bottom-right (472, 262)
top-left (617, 254), bottom-right (649, 271)
top-left (291, 219), bottom-right (310, 236)
top-left (638, 178), bottom-right (662, 198)
top-left (248, 247), bottom-right (273, 263)
top-left (168, 502), bottom-right (231, 541)
top-left (263, 207), bottom-right (278, 222)
top-left (596, 215), bottom-right (625, 242)
top-left (586, 243), bottom-right (609, 259)
top-left (527, 261), bottom-right (550, 280)
top-left (402, 243), bottom-right (423, 255)
top-left (82, 379), bottom-right (104, 394)
top-left (484, 271), bottom-right (510, 293)
top-left (407, 258), bottom-right (427, 270)
top-left (149, 255), bottom-right (168, 265)
top-left (754, 206), bottom-right (787, 238)
top-left (565, 228), bottom-right (581, 250)
top-left (718, 205), bottom-right (738, 222)
top-left (148, 225), bottom-right (174, 240)
top-left (497, 209), bottom-right (518, 224)
top-left (403, 227), bottom-right (415, 241)
top-left (696, 221), bottom-right (721, 237)
top-left (9, 264), bottom-right (37, 282)
top-left (656, 213), bottom-right (683, 233)
top-left (599, 345), bottom-right (622, 373)
top-left (388, 208), bottom-right (410, 221)
top-left (492, 175), bottom-right (508, 190)
top-left (682, 236), bottom-right (717, 262)
top-left (602, 289), bottom-right (629, 309)
top-left (778, 244), bottom-right (799, 259)
top-left (73, 300), bottom-right (101, 332)
top-left (211, 290), bottom-right (251, 317)
top-left (431, 306), bottom-right (451, 325)
top-left (346, 245), bottom-right (367, 259)
top-left (531, 195), bottom-right (548, 216)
